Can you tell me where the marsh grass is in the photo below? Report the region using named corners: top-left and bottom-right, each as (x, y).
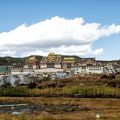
top-left (0, 85), bottom-right (120, 98)
top-left (0, 97), bottom-right (120, 120)
top-left (0, 113), bottom-right (72, 120)
top-left (36, 115), bottom-right (44, 120)
top-left (102, 114), bottom-right (120, 120)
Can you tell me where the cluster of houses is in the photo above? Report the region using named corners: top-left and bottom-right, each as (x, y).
top-left (0, 53), bottom-right (120, 86)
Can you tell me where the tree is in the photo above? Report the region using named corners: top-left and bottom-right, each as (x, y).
top-left (1, 82), bottom-right (12, 88)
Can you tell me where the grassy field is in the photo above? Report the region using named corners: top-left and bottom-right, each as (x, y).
top-left (0, 74), bottom-right (120, 120)
top-left (0, 97), bottom-right (120, 120)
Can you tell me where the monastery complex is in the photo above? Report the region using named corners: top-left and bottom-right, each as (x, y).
top-left (1, 53), bottom-right (120, 85)
top-left (24, 53), bottom-right (75, 73)
top-left (22, 53), bottom-right (113, 74)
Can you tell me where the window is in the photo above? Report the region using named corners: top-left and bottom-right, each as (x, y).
top-left (67, 63), bottom-right (71, 68)
top-left (28, 62), bottom-right (33, 69)
top-left (47, 63), bottom-right (55, 68)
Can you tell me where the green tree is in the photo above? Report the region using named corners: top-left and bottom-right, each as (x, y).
top-left (2, 82), bottom-right (11, 88)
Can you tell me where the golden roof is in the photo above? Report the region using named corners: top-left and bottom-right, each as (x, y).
top-left (29, 56), bottom-right (36, 60)
top-left (27, 56), bottom-right (37, 62)
top-left (48, 53), bottom-right (56, 56)
top-left (63, 57), bottom-right (75, 60)
top-left (63, 57), bottom-right (75, 62)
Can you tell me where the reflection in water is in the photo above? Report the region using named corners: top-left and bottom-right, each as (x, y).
top-left (12, 111), bottom-right (22, 115)
top-left (0, 103), bottom-right (76, 114)
top-left (0, 104), bottom-right (38, 114)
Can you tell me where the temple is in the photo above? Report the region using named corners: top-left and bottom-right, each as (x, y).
top-left (40, 53), bottom-right (62, 69)
top-left (62, 57), bottom-right (76, 71)
top-left (24, 56), bottom-right (39, 69)
top-left (34, 53), bottom-right (63, 73)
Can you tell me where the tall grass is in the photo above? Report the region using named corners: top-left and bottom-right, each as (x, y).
top-left (0, 85), bottom-right (120, 98)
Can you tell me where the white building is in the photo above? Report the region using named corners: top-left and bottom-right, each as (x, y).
top-left (34, 68), bottom-right (63, 74)
top-left (5, 68), bottom-right (33, 76)
top-left (86, 66), bottom-right (104, 74)
top-left (71, 65), bottom-right (104, 74)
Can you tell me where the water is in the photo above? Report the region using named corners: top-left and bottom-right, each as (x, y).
top-left (0, 103), bottom-right (39, 114)
top-left (0, 104), bottom-right (27, 107)
top-left (0, 103), bottom-right (77, 114)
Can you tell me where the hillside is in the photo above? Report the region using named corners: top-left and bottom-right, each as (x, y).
top-left (35, 73), bottom-right (120, 90)
top-left (0, 55), bottom-right (43, 67)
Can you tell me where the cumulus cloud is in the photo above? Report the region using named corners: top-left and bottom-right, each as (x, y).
top-left (0, 16), bottom-right (120, 57)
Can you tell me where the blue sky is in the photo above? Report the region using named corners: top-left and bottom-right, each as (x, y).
top-left (0, 0), bottom-right (120, 60)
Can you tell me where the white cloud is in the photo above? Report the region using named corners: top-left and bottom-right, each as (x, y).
top-left (21, 50), bottom-right (48, 57)
top-left (21, 45), bottom-right (104, 57)
top-left (0, 16), bottom-right (120, 57)
top-left (0, 50), bottom-right (16, 57)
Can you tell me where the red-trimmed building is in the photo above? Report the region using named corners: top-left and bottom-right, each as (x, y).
top-left (24, 56), bottom-right (39, 69)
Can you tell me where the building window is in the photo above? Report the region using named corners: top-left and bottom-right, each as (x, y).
top-left (67, 63), bottom-right (71, 68)
top-left (28, 63), bottom-right (33, 69)
top-left (47, 63), bottom-right (55, 68)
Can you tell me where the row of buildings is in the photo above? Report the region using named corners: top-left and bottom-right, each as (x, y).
top-left (0, 53), bottom-right (120, 86)
top-left (9, 53), bottom-right (120, 75)
top-left (23, 53), bottom-right (103, 74)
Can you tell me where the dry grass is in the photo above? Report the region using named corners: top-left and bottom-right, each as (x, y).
top-left (0, 74), bottom-right (120, 119)
top-left (0, 97), bottom-right (120, 120)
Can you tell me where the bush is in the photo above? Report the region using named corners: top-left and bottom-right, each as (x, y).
top-left (2, 82), bottom-right (12, 88)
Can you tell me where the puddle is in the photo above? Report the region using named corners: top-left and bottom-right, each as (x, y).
top-left (0, 104), bottom-right (27, 107)
top-left (0, 103), bottom-right (40, 114)
top-left (0, 103), bottom-right (78, 114)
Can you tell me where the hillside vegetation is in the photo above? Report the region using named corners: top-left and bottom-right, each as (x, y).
top-left (0, 73), bottom-right (120, 98)
top-left (0, 55), bottom-right (43, 67)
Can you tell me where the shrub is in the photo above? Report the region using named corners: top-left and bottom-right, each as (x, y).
top-left (1, 82), bottom-right (12, 88)
top-left (19, 113), bottom-right (28, 120)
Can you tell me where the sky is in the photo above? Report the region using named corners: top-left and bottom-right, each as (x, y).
top-left (0, 0), bottom-right (120, 60)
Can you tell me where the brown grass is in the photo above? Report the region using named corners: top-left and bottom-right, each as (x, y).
top-left (0, 97), bottom-right (120, 120)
